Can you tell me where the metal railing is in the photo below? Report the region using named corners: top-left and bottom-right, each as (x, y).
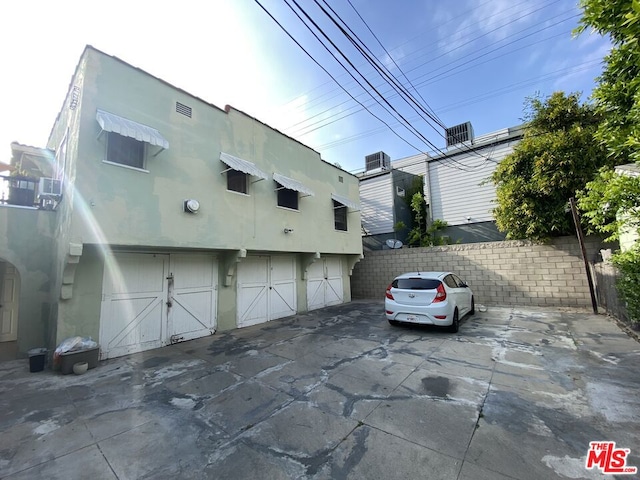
top-left (0, 175), bottom-right (38, 207)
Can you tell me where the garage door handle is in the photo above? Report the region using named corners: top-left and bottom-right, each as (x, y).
top-left (269, 286), bottom-right (272, 290)
top-left (166, 300), bottom-right (172, 307)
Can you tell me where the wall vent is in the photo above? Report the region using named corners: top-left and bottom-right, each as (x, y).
top-left (365, 151), bottom-right (391, 172)
top-left (445, 122), bottom-right (474, 147)
top-left (176, 102), bottom-right (192, 118)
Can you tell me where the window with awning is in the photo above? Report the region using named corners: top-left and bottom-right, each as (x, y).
top-left (331, 193), bottom-right (360, 211)
top-left (96, 110), bottom-right (169, 149)
top-left (273, 173), bottom-right (315, 211)
top-left (96, 110), bottom-right (169, 170)
top-left (220, 152), bottom-right (269, 194)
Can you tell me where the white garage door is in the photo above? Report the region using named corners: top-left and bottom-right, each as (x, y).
top-left (307, 257), bottom-right (344, 311)
top-left (100, 253), bottom-right (218, 359)
top-left (237, 256), bottom-right (297, 328)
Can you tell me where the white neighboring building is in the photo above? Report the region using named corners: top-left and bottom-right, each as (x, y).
top-left (358, 152), bottom-right (420, 250)
top-left (358, 123), bottom-right (525, 247)
top-left (614, 163), bottom-right (640, 251)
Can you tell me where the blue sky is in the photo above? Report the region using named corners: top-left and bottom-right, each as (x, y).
top-left (0, 0), bottom-right (610, 174)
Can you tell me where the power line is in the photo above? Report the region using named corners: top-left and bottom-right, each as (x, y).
top-left (288, 9), bottom-right (577, 139)
top-left (251, 0), bottom-right (429, 157)
top-left (283, 0), bottom-right (449, 155)
top-left (282, 0), bottom-right (560, 121)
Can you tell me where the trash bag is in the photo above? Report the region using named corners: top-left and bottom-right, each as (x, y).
top-left (53, 336), bottom-right (98, 370)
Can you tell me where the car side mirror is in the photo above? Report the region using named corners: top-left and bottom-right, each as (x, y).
top-left (459, 282), bottom-right (468, 288)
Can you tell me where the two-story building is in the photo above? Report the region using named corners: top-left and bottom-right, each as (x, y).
top-left (0, 45), bottom-right (362, 360)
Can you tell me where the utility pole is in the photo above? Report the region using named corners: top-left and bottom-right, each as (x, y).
top-left (569, 197), bottom-right (598, 314)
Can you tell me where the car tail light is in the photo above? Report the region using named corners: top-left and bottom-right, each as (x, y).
top-left (385, 284), bottom-right (394, 300)
top-left (433, 283), bottom-right (446, 303)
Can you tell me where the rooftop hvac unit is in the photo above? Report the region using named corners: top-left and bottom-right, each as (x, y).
top-left (38, 177), bottom-right (62, 197)
top-left (445, 122), bottom-right (474, 147)
top-left (365, 151), bottom-right (391, 171)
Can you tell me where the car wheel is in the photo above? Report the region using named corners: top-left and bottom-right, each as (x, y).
top-left (449, 308), bottom-right (459, 333)
top-left (388, 319), bottom-right (400, 326)
top-left (469, 296), bottom-right (475, 315)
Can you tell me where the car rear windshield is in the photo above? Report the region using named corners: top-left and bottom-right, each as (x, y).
top-left (392, 278), bottom-right (441, 290)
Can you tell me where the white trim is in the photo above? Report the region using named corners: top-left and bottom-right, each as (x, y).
top-left (102, 160), bottom-right (150, 173)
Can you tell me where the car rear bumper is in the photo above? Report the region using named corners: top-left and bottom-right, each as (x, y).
top-left (384, 301), bottom-right (453, 326)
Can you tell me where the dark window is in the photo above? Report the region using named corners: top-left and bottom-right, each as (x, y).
top-left (107, 133), bottom-right (145, 169)
top-left (334, 200), bottom-right (347, 231)
top-left (443, 275), bottom-right (458, 288)
top-left (452, 275), bottom-right (467, 287)
top-left (392, 278), bottom-right (441, 290)
top-left (227, 169), bottom-right (248, 194)
top-left (277, 185), bottom-right (298, 210)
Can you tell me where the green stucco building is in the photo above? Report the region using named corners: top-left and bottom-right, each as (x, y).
top-left (0, 46), bottom-right (362, 360)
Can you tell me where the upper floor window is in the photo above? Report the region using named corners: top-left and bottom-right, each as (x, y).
top-left (227, 169), bottom-right (248, 194)
top-left (96, 110), bottom-right (169, 171)
top-left (107, 133), bottom-right (145, 169)
top-left (331, 193), bottom-right (359, 231)
top-left (277, 186), bottom-right (299, 210)
top-left (220, 152), bottom-right (269, 195)
top-left (334, 200), bottom-right (347, 231)
top-left (273, 172), bottom-right (314, 210)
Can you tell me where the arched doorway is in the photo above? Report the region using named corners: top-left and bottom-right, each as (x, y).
top-left (0, 260), bottom-right (20, 360)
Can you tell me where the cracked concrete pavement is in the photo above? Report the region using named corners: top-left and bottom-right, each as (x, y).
top-left (1, 301), bottom-right (639, 479)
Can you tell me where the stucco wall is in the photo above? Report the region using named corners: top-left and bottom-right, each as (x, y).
top-left (0, 207), bottom-right (56, 352)
top-left (61, 48), bottom-right (361, 256)
top-left (351, 236), bottom-right (614, 308)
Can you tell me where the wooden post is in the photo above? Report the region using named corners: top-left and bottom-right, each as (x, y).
top-left (569, 197), bottom-right (598, 314)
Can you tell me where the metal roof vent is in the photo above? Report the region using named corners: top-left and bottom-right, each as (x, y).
top-left (365, 151), bottom-right (391, 172)
top-left (446, 122), bottom-right (474, 147)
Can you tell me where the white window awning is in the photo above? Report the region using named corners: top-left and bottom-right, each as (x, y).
top-left (220, 152), bottom-right (269, 180)
top-left (96, 109), bottom-right (169, 150)
top-left (273, 172), bottom-right (315, 197)
top-left (331, 193), bottom-right (360, 210)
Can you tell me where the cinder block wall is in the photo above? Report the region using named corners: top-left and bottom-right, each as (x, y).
top-left (351, 236), bottom-right (614, 308)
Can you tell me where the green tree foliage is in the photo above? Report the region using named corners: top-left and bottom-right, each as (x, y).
top-left (491, 92), bottom-right (608, 241)
top-left (612, 246), bottom-right (640, 325)
top-left (576, 0), bottom-right (640, 163)
top-left (575, 1), bottom-right (640, 324)
top-left (406, 191), bottom-right (449, 247)
top-left (578, 168), bottom-right (640, 240)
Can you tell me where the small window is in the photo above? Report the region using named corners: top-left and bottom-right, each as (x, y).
top-left (227, 169), bottom-right (248, 194)
top-left (107, 133), bottom-right (145, 169)
top-left (277, 185), bottom-right (298, 210)
top-left (334, 200), bottom-right (347, 231)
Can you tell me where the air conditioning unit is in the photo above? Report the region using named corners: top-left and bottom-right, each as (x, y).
top-left (38, 178), bottom-right (62, 197)
top-left (365, 151), bottom-right (391, 172)
top-left (445, 122), bottom-right (474, 147)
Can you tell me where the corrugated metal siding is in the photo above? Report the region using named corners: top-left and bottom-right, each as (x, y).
top-left (429, 141), bottom-right (517, 225)
top-left (360, 174), bottom-right (394, 235)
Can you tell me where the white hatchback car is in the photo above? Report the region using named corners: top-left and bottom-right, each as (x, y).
top-left (385, 271), bottom-right (474, 332)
